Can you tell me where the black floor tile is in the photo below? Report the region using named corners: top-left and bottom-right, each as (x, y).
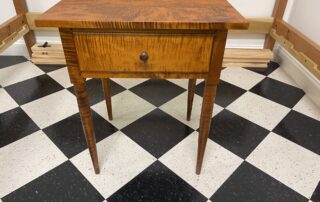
top-left (211, 162), bottom-right (308, 202)
top-left (35, 64), bottom-right (66, 73)
top-left (129, 79), bottom-right (186, 107)
top-left (0, 108), bottom-right (39, 148)
top-left (195, 80), bottom-right (246, 107)
top-left (68, 79), bottom-right (126, 106)
top-left (311, 182), bottom-right (320, 202)
top-left (273, 110), bottom-right (320, 155)
top-left (5, 74), bottom-right (64, 105)
top-left (2, 161), bottom-right (104, 202)
top-left (0, 56), bottom-right (28, 69)
top-left (209, 110), bottom-right (269, 158)
top-left (245, 61), bottom-right (279, 76)
top-left (121, 109), bottom-right (193, 158)
top-left (43, 110), bottom-right (117, 158)
top-left (250, 77), bottom-right (305, 108)
top-left (108, 161), bottom-right (207, 202)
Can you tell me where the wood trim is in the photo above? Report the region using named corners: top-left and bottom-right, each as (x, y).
top-left (0, 14), bottom-right (26, 43)
top-left (27, 12), bottom-right (272, 35)
top-left (13, 0), bottom-right (36, 57)
top-left (270, 20), bottom-right (320, 79)
top-left (264, 0), bottom-right (288, 49)
top-left (0, 25), bottom-right (29, 54)
top-left (230, 17), bottom-right (273, 34)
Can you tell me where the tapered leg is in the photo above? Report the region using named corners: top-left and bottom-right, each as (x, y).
top-left (74, 81), bottom-right (100, 174)
top-left (187, 79), bottom-right (197, 121)
top-left (101, 78), bottom-right (113, 120)
top-left (196, 81), bottom-right (217, 175)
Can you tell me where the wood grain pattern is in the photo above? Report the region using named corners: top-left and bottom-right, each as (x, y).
top-left (74, 80), bottom-right (100, 174)
top-left (0, 14), bottom-right (26, 43)
top-left (264, 0), bottom-right (288, 49)
top-left (35, 0), bottom-right (249, 30)
top-left (60, 28), bottom-right (100, 174)
top-left (13, 0), bottom-right (36, 57)
top-left (196, 30), bottom-right (228, 175)
top-left (74, 33), bottom-right (213, 73)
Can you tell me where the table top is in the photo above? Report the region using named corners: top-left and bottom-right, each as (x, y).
top-left (35, 0), bottom-right (249, 30)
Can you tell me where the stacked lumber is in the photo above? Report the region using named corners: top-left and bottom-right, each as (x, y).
top-left (31, 43), bottom-right (66, 65)
top-left (31, 43), bottom-right (273, 68)
top-left (223, 48), bottom-right (273, 68)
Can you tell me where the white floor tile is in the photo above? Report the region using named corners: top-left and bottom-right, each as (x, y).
top-left (160, 132), bottom-right (243, 198)
top-left (0, 131), bottom-right (67, 197)
top-left (221, 68), bottom-right (265, 90)
top-left (92, 91), bottom-right (156, 129)
top-left (247, 132), bottom-right (320, 198)
top-left (293, 95), bottom-right (320, 121)
top-left (227, 92), bottom-right (290, 130)
top-left (21, 90), bottom-right (78, 129)
top-left (48, 67), bottom-right (72, 88)
top-left (160, 92), bottom-right (223, 129)
top-left (268, 68), bottom-right (299, 88)
top-left (71, 131), bottom-right (156, 198)
top-left (0, 88), bottom-right (18, 113)
top-left (167, 79), bottom-right (203, 89)
top-left (0, 62), bottom-right (44, 87)
top-left (111, 78), bottom-right (147, 89)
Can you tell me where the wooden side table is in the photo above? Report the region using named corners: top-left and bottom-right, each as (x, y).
top-left (36, 0), bottom-right (248, 175)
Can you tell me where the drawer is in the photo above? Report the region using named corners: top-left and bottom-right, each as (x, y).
top-left (73, 33), bottom-right (213, 73)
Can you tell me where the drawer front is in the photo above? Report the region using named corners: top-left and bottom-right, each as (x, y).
top-left (74, 33), bottom-right (213, 73)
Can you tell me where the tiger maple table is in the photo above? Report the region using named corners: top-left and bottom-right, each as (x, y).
top-left (36, 0), bottom-right (248, 175)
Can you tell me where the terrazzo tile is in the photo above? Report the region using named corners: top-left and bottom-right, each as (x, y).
top-left (211, 162), bottom-right (308, 202)
top-left (160, 132), bottom-right (243, 198)
top-left (273, 110), bottom-right (320, 155)
top-left (108, 161), bottom-right (207, 202)
top-left (43, 110), bottom-right (117, 158)
top-left (130, 79), bottom-right (186, 107)
top-left (2, 161), bottom-right (104, 202)
top-left (0, 131), bottom-right (67, 198)
top-left (21, 90), bottom-right (79, 129)
top-left (0, 56), bottom-right (27, 69)
top-left (122, 109), bottom-right (194, 158)
top-left (5, 74), bottom-right (64, 105)
top-left (0, 108), bottom-right (39, 148)
top-left (0, 88), bottom-right (18, 113)
top-left (160, 92), bottom-right (223, 130)
top-left (47, 67), bottom-right (73, 88)
top-left (208, 109), bottom-right (269, 158)
top-left (247, 132), bottom-right (320, 198)
top-left (220, 67), bottom-right (265, 90)
top-left (92, 90), bottom-right (156, 129)
top-left (71, 131), bottom-right (156, 198)
top-left (0, 62), bottom-right (44, 87)
top-left (293, 95), bottom-right (320, 121)
top-left (227, 92), bottom-right (291, 130)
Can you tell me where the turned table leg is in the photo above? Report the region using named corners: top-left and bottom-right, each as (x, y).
top-left (101, 78), bottom-right (113, 120)
top-left (187, 79), bottom-right (197, 121)
top-left (74, 80), bottom-right (100, 174)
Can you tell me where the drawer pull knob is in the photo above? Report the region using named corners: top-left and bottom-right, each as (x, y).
top-left (139, 51), bottom-right (149, 62)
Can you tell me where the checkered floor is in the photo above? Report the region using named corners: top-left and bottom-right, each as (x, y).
top-left (0, 55), bottom-right (319, 202)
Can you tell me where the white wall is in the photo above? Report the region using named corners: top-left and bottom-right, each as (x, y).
top-left (1, 0), bottom-right (286, 56)
top-left (287, 0), bottom-right (320, 45)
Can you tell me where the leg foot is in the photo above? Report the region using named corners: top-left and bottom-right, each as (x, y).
top-left (102, 78), bottom-right (113, 120)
